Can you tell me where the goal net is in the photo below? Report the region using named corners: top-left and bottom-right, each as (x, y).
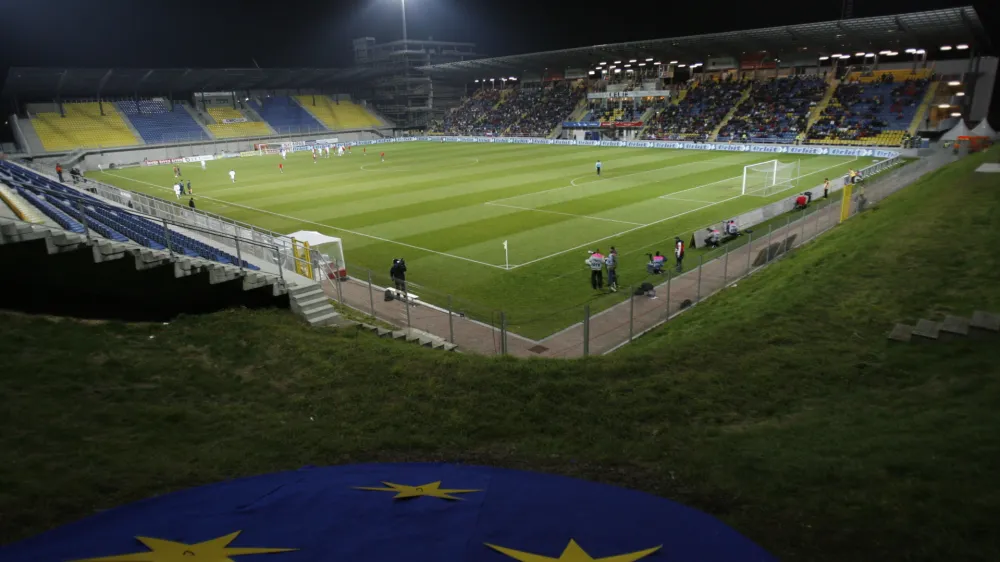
top-left (742, 160), bottom-right (800, 196)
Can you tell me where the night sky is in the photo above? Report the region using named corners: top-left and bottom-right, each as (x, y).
top-left (0, 0), bottom-right (997, 122)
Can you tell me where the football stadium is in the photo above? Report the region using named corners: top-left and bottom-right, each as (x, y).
top-left (2, 3), bottom-right (999, 562)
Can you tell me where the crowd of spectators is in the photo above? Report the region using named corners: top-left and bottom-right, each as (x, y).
top-left (717, 75), bottom-right (827, 142)
top-left (807, 75), bottom-right (929, 143)
top-left (644, 77), bottom-right (746, 141)
top-left (432, 83), bottom-right (584, 137)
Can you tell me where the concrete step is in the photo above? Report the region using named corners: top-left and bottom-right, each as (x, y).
top-left (888, 323), bottom-right (913, 343)
top-left (939, 315), bottom-right (969, 341)
top-left (911, 319), bottom-right (941, 340)
top-left (376, 327), bottom-right (393, 338)
top-left (291, 295), bottom-right (328, 311)
top-left (290, 284), bottom-right (323, 297)
top-left (306, 311), bottom-right (340, 326)
top-left (970, 311), bottom-right (1000, 332)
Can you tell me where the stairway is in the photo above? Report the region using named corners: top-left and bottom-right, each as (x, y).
top-left (888, 311), bottom-right (1000, 343)
top-left (800, 79), bottom-right (839, 141)
top-left (708, 84), bottom-right (752, 141)
top-left (908, 81), bottom-right (940, 136)
top-left (356, 322), bottom-right (459, 351)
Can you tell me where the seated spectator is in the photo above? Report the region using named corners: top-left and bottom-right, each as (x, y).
top-left (704, 227), bottom-right (721, 248)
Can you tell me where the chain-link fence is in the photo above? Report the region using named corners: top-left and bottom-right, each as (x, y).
top-left (319, 150), bottom-right (958, 356)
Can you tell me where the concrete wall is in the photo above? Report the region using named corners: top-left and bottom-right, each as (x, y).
top-left (0, 238), bottom-right (288, 322)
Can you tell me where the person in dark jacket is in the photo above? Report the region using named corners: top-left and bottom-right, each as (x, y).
top-left (188, 198), bottom-right (196, 209)
top-left (390, 258), bottom-right (407, 296)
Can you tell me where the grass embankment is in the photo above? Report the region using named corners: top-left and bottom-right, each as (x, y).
top-left (6, 151), bottom-right (999, 561)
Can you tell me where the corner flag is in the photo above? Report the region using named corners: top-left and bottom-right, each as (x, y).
top-left (503, 240), bottom-right (508, 250)
top-left (503, 240), bottom-right (509, 270)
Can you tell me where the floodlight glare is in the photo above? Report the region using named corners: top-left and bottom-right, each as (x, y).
top-left (645, 57), bottom-right (653, 61)
top-left (865, 53), bottom-right (874, 57)
top-left (937, 104), bottom-right (951, 108)
top-left (653, 61), bottom-right (662, 65)
top-left (947, 80), bottom-right (961, 86)
top-left (956, 44), bottom-right (969, 50)
top-left (588, 70), bottom-right (595, 75)
top-left (599, 62), bottom-right (607, 65)
top-left (624, 64), bottom-right (631, 68)
top-left (950, 112), bottom-right (962, 117)
top-left (678, 64), bottom-right (687, 67)
top-left (614, 68), bottom-right (621, 73)
top-left (940, 45), bottom-right (952, 50)
top-left (669, 60), bottom-right (678, 64)
top-left (638, 63), bottom-right (646, 66)
top-left (832, 53), bottom-right (842, 58)
top-left (629, 59), bottom-right (637, 62)
top-left (855, 51), bottom-right (865, 56)
top-left (916, 49), bottom-right (925, 54)
top-left (819, 56), bottom-right (830, 60)
top-left (905, 48), bottom-right (916, 54)
top-left (614, 60), bottom-right (622, 64)
top-left (956, 91), bottom-right (965, 96)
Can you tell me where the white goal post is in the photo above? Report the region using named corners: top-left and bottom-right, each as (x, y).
top-left (742, 159), bottom-right (801, 197)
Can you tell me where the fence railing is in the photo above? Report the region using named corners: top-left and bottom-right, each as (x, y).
top-left (317, 150), bottom-right (955, 357)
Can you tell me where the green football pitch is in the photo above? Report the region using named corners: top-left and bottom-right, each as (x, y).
top-left (91, 142), bottom-right (871, 337)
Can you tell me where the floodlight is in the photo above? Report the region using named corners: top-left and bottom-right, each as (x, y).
top-left (669, 60), bottom-right (678, 64)
top-left (678, 64), bottom-right (686, 67)
top-left (956, 91), bottom-right (965, 96)
top-left (819, 56), bottom-right (830, 60)
top-left (629, 59), bottom-right (637, 63)
top-left (832, 53), bottom-right (842, 58)
top-left (588, 70), bottom-right (595, 75)
top-left (614, 60), bottom-right (622, 64)
top-left (956, 44), bottom-right (969, 50)
top-left (940, 45), bottom-right (952, 51)
top-left (950, 112), bottom-right (962, 117)
top-left (653, 61), bottom-right (661, 65)
top-left (599, 62), bottom-right (607, 65)
top-left (937, 104), bottom-right (951, 108)
top-left (638, 63), bottom-right (646, 66)
top-left (624, 64), bottom-right (631, 68)
top-left (855, 51), bottom-right (865, 56)
top-left (947, 80), bottom-right (961, 86)
top-left (614, 69), bottom-right (621, 73)
top-left (879, 50), bottom-right (891, 55)
top-left (916, 49), bottom-right (925, 54)
top-left (905, 48), bottom-right (916, 54)
top-left (509, 77), bottom-right (517, 80)
top-left (645, 57), bottom-right (653, 61)
top-left (474, 79), bottom-right (479, 83)
top-left (865, 53), bottom-right (874, 57)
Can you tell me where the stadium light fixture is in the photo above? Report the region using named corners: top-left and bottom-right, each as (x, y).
top-left (905, 48), bottom-right (916, 54)
top-left (956, 91), bottom-right (965, 96)
top-left (832, 53), bottom-right (842, 58)
top-left (646, 57), bottom-right (654, 61)
top-left (937, 104), bottom-right (951, 108)
top-left (947, 80), bottom-right (961, 86)
top-left (886, 51), bottom-right (898, 56)
top-left (624, 64), bottom-right (631, 68)
top-left (669, 60), bottom-right (678, 64)
top-left (678, 64), bottom-right (687, 67)
top-left (588, 70), bottom-right (595, 75)
top-left (819, 56), bottom-right (830, 60)
top-left (916, 49), bottom-right (925, 54)
top-left (599, 62), bottom-right (607, 65)
top-left (629, 59), bottom-right (637, 63)
top-left (614, 60), bottom-right (622, 64)
top-left (510, 77), bottom-right (517, 81)
top-left (614, 69), bottom-right (622, 73)
top-left (638, 63), bottom-right (646, 66)
top-left (865, 53), bottom-right (874, 58)
top-left (956, 44), bottom-right (969, 50)
top-left (474, 79), bottom-right (479, 83)
top-left (855, 51), bottom-right (865, 56)
top-left (950, 112), bottom-right (962, 117)
top-left (653, 62), bottom-right (662, 65)
top-left (627, 69), bottom-right (634, 73)
top-left (940, 45), bottom-right (952, 51)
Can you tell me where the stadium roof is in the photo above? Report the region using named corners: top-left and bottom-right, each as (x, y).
top-left (418, 7), bottom-right (991, 79)
top-left (0, 67), bottom-right (374, 99)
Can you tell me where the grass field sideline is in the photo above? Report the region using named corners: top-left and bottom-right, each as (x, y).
top-left (10, 151), bottom-right (995, 560)
top-left (88, 143), bottom-right (872, 337)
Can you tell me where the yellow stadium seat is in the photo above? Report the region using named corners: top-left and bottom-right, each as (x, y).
top-left (32, 103), bottom-right (140, 151)
top-left (294, 96), bottom-right (382, 129)
top-left (206, 107), bottom-right (272, 138)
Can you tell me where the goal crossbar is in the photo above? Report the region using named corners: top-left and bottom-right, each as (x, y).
top-left (742, 159), bottom-right (800, 197)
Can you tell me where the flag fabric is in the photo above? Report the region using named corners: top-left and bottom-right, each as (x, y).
top-left (503, 240), bottom-right (508, 251)
top-left (1, 463), bottom-right (775, 562)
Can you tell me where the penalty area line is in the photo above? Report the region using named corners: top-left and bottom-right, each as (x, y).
top-left (484, 202), bottom-right (645, 226)
top-left (101, 172), bottom-right (509, 270)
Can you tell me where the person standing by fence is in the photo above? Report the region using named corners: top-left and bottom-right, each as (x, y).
top-left (605, 247), bottom-right (618, 292)
top-left (586, 249), bottom-right (605, 290)
top-left (674, 237), bottom-right (685, 273)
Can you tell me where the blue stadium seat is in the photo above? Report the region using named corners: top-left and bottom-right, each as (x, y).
top-left (117, 100), bottom-right (206, 144)
top-left (249, 96), bottom-right (325, 132)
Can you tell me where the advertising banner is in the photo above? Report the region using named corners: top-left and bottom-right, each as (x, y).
top-left (222, 118), bottom-right (248, 124)
top-left (562, 121), bottom-right (601, 128)
top-left (182, 154), bottom-right (215, 163)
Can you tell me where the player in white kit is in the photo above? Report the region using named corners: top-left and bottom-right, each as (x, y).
top-left (228, 169), bottom-right (236, 183)
top-left (201, 160), bottom-right (206, 171)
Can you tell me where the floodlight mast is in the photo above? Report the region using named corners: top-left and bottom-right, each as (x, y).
top-left (401, 0), bottom-right (408, 44)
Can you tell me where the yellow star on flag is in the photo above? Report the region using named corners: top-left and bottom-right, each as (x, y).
top-left (71, 531), bottom-right (296, 562)
top-left (485, 539), bottom-right (661, 562)
top-left (353, 480), bottom-right (481, 500)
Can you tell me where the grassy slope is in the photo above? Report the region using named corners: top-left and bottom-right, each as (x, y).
top-left (8, 152), bottom-right (994, 561)
top-left (89, 144), bottom-right (870, 337)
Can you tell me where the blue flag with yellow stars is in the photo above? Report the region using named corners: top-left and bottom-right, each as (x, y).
top-left (2, 463), bottom-right (775, 561)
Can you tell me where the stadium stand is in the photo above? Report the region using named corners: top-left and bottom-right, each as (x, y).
top-left (506, 84), bottom-right (585, 136)
top-left (644, 78), bottom-right (747, 141)
top-left (435, 89), bottom-right (502, 135)
top-left (806, 73), bottom-right (930, 146)
top-left (116, 100), bottom-right (206, 144)
top-left (433, 84), bottom-right (583, 137)
top-left (206, 107), bottom-right (272, 138)
top-left (30, 102), bottom-right (141, 151)
top-left (717, 76), bottom-right (828, 143)
top-left (248, 96), bottom-right (326, 132)
top-left (294, 96), bottom-right (382, 130)
top-left (0, 182), bottom-right (46, 224)
top-left (0, 161), bottom-right (259, 270)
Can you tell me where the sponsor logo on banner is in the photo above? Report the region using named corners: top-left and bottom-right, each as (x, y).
top-left (142, 158), bottom-right (185, 166)
top-left (600, 121), bottom-right (643, 128)
top-left (563, 121), bottom-right (601, 128)
top-left (238, 151), bottom-right (259, 157)
top-left (182, 154), bottom-right (215, 163)
top-left (316, 138), bottom-right (339, 144)
top-left (221, 118), bottom-right (248, 124)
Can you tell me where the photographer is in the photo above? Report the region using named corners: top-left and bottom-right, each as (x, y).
top-left (390, 258), bottom-right (407, 297)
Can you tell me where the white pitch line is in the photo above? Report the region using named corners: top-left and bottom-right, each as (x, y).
top-left (658, 196), bottom-right (718, 203)
top-left (102, 172), bottom-right (508, 270)
top-left (507, 194), bottom-right (743, 270)
top-left (485, 155), bottom-right (721, 206)
top-left (360, 157), bottom-right (480, 172)
top-left (484, 202), bottom-right (646, 226)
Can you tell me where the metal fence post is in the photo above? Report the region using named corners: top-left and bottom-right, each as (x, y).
top-left (582, 304), bottom-right (590, 357)
top-left (665, 270), bottom-right (672, 318)
top-left (162, 219), bottom-right (173, 258)
top-left (723, 243), bottom-right (730, 285)
top-left (746, 232), bottom-right (753, 271)
top-left (766, 224), bottom-right (773, 263)
top-left (628, 286), bottom-right (635, 343)
top-left (368, 271), bottom-right (376, 320)
top-left (500, 311), bottom-right (508, 355)
top-left (335, 268), bottom-right (344, 303)
top-left (235, 236), bottom-right (244, 272)
top-left (405, 293), bottom-right (412, 328)
top-left (448, 294), bottom-right (455, 344)
top-left (75, 200), bottom-right (91, 243)
top-left (696, 255), bottom-right (704, 302)
top-left (800, 208), bottom-right (806, 241)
